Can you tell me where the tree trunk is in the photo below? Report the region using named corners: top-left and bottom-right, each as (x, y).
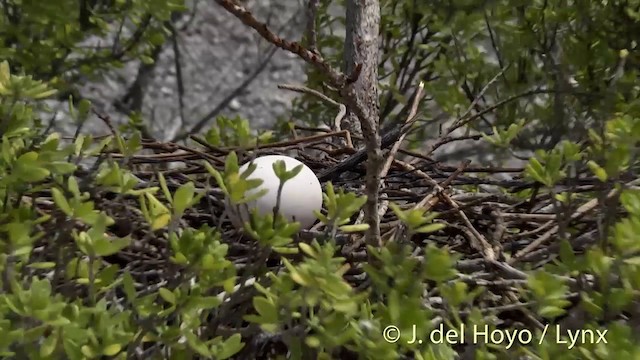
top-left (343, 0), bottom-right (382, 248)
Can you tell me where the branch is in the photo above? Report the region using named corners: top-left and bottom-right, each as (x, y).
top-left (306, 0), bottom-right (320, 53)
top-left (214, 0), bottom-right (347, 86)
top-left (171, 46), bottom-right (278, 142)
top-left (277, 84), bottom-right (348, 136)
top-left (169, 23), bottom-right (186, 134)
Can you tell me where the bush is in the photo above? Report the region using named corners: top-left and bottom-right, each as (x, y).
top-left (3, 0), bottom-right (640, 359)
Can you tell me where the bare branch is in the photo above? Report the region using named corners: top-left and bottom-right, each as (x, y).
top-left (169, 23), bottom-right (186, 134)
top-left (214, 0), bottom-right (347, 86)
top-left (277, 84), bottom-right (347, 135)
top-left (306, 0), bottom-right (320, 53)
top-left (171, 46), bottom-right (278, 142)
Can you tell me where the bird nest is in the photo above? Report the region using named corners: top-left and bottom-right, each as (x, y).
top-left (25, 126), bottom-right (614, 357)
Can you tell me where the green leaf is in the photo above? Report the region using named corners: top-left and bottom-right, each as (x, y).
top-left (539, 305), bottom-right (566, 318)
top-left (184, 331), bottom-right (212, 357)
top-left (306, 336), bottom-right (321, 348)
top-left (252, 297), bottom-right (278, 323)
top-left (122, 271), bottom-right (137, 300)
top-left (81, 345), bottom-right (97, 358)
top-left (525, 157), bottom-right (548, 186)
top-left (205, 162), bottom-right (227, 193)
top-left (30, 278), bottom-right (52, 310)
top-left (415, 223), bottom-right (446, 233)
top-left (15, 159), bottom-right (51, 182)
top-left (195, 296), bottom-right (222, 309)
top-left (273, 161), bottom-right (303, 182)
top-left (143, 193), bottom-right (171, 230)
top-left (298, 242), bottom-right (317, 258)
top-left (158, 172), bottom-right (172, 204)
top-left (174, 181), bottom-right (195, 214)
top-left (214, 334), bottom-right (245, 360)
top-left (102, 344), bottom-right (122, 356)
top-left (40, 333), bottom-right (58, 357)
top-left (28, 262), bottom-right (56, 269)
top-left (158, 287), bottom-right (176, 305)
top-left (587, 160), bottom-right (608, 182)
top-left (78, 99), bottom-right (92, 117)
top-left (47, 161), bottom-right (77, 174)
top-left (558, 239), bottom-right (576, 268)
top-left (339, 224), bottom-right (370, 232)
top-left (0, 60), bottom-right (10, 84)
top-left (92, 236), bottom-right (131, 257)
top-left (224, 151), bottom-right (240, 175)
top-left (623, 257), bottom-right (640, 266)
top-left (51, 188), bottom-right (73, 216)
top-left (201, 253), bottom-right (217, 270)
top-left (4, 296), bottom-right (25, 315)
top-left (423, 245), bottom-right (457, 282)
top-left (68, 176), bottom-right (81, 196)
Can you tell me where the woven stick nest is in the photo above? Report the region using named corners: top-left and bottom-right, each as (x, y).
top-left (26, 124), bottom-right (621, 357)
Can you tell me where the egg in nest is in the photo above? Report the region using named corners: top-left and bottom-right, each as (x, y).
top-left (224, 155), bottom-right (323, 231)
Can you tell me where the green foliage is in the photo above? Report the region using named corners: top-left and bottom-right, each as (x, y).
top-left (205, 152), bottom-right (267, 205)
top-left (389, 203), bottom-right (446, 236)
top-left (524, 140), bottom-right (583, 187)
top-left (482, 119), bottom-right (526, 148)
top-left (203, 115), bottom-right (273, 148)
top-left (0, 0), bottom-right (185, 96)
top-left (586, 114), bottom-right (640, 181)
top-left (0, 61), bottom-right (244, 358)
top-left (527, 271), bottom-right (572, 319)
top-left (314, 182), bottom-right (368, 234)
top-left (4, 0), bottom-right (640, 358)
top-left (290, 1), bottom-right (640, 356)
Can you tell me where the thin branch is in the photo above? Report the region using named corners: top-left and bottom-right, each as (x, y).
top-left (171, 46), bottom-right (278, 142)
top-left (508, 179), bottom-right (640, 265)
top-left (214, 0), bottom-right (348, 86)
top-left (169, 23), bottom-right (186, 134)
top-left (380, 82), bottom-right (425, 178)
top-left (277, 84), bottom-right (348, 136)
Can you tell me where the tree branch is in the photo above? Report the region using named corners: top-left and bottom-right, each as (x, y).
top-left (214, 0), bottom-right (347, 86)
top-left (306, 0), bottom-right (320, 53)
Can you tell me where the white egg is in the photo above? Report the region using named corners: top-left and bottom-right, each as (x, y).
top-left (224, 155), bottom-right (323, 230)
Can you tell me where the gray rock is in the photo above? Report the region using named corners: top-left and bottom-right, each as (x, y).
top-left (51, 0), bottom-right (309, 140)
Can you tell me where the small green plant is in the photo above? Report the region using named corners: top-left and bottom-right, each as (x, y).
top-left (314, 182), bottom-right (369, 236)
top-left (389, 202), bottom-right (446, 237)
top-left (482, 119), bottom-right (526, 148)
top-left (4, 0), bottom-right (640, 357)
top-left (203, 115), bottom-right (273, 148)
top-left (525, 140), bottom-right (583, 187)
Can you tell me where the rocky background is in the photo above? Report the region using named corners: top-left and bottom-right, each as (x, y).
top-left (51, 0), bottom-right (310, 139)
top-left (45, 0), bottom-right (526, 170)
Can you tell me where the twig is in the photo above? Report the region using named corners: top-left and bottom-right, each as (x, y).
top-left (92, 108), bottom-right (117, 136)
top-left (172, 46), bottom-right (279, 141)
top-left (169, 23), bottom-right (186, 133)
top-left (277, 84), bottom-right (348, 137)
top-left (450, 66), bottom-right (508, 133)
top-left (214, 0), bottom-right (348, 86)
top-left (379, 82), bottom-right (425, 178)
top-left (508, 182), bottom-right (632, 265)
top-left (370, 82), bottom-right (425, 244)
